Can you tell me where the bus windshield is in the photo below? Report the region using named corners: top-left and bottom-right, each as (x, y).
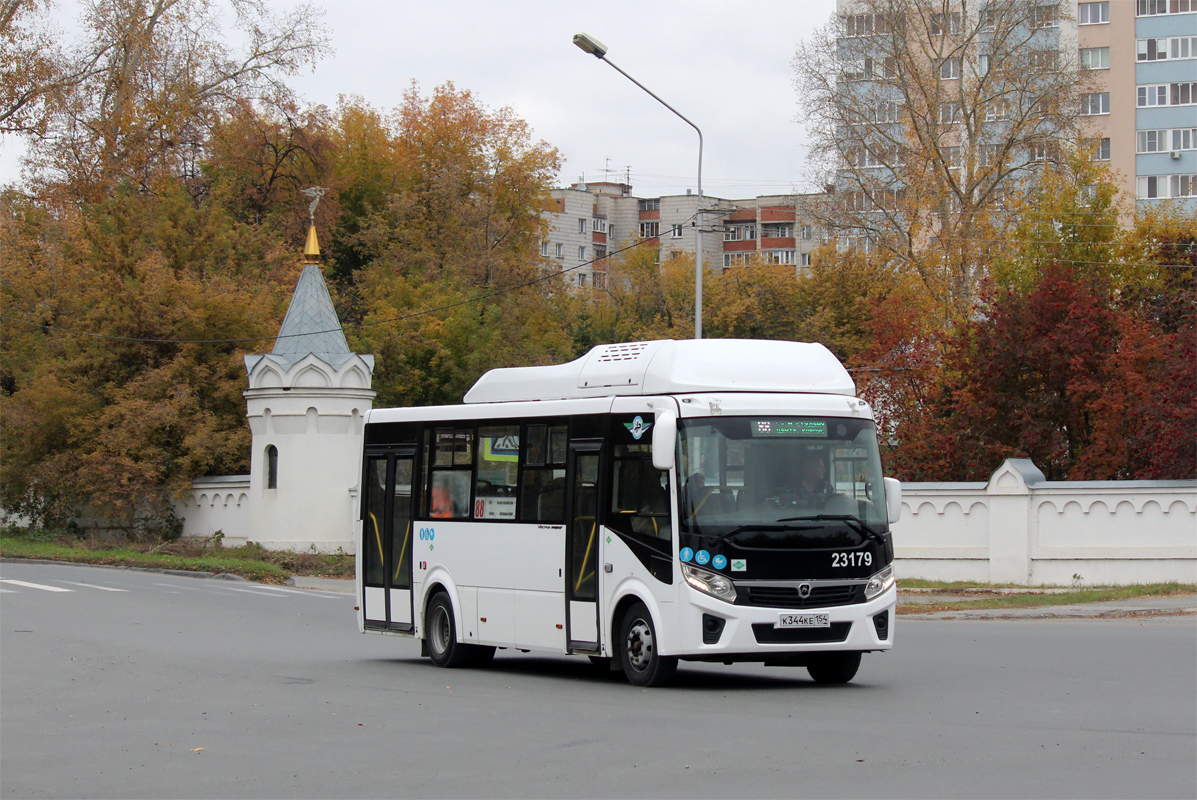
top-left (677, 416), bottom-right (888, 543)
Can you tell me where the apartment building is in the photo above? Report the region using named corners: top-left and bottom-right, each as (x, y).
top-left (834, 0), bottom-right (1196, 216)
top-left (541, 182), bottom-right (826, 290)
top-left (1127, 0), bottom-right (1197, 209)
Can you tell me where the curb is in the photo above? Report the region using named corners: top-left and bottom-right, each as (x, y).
top-left (0, 557), bottom-right (248, 581)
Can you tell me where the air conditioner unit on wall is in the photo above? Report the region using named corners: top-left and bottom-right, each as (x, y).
top-left (1170, 150), bottom-right (1182, 159)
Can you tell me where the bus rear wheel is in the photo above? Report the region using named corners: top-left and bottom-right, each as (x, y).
top-left (426, 592), bottom-right (475, 668)
top-left (619, 602), bottom-right (677, 687)
top-left (806, 651), bottom-right (862, 684)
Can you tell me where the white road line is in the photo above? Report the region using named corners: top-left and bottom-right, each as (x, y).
top-left (56, 581), bottom-right (128, 592)
top-left (154, 582), bottom-right (201, 591)
top-left (0, 579), bottom-right (74, 593)
top-left (253, 585), bottom-right (347, 599)
top-left (0, 588), bottom-right (16, 593)
top-left (223, 586), bottom-right (286, 598)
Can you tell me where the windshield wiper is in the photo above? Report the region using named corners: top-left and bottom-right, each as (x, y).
top-left (774, 514), bottom-right (885, 545)
top-left (702, 522), bottom-right (824, 546)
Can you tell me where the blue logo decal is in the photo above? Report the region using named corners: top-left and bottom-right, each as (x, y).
top-left (418, 527), bottom-right (435, 541)
top-left (679, 547), bottom-right (694, 563)
top-left (712, 554), bottom-right (727, 570)
top-left (624, 415), bottom-right (653, 440)
top-left (695, 550), bottom-right (711, 566)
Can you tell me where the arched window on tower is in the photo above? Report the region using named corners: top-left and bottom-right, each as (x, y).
top-left (266, 445), bottom-right (278, 489)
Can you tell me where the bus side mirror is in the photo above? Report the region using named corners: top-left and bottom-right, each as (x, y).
top-left (652, 409), bottom-right (676, 471)
top-left (883, 477), bottom-right (902, 525)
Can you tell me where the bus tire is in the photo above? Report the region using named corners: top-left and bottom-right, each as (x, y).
top-left (425, 592), bottom-right (471, 668)
top-left (619, 602), bottom-right (677, 687)
top-left (806, 651), bottom-right (862, 684)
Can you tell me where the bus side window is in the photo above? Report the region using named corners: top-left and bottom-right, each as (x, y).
top-left (609, 448), bottom-right (671, 541)
top-left (519, 423), bottom-right (567, 523)
top-left (428, 426), bottom-right (474, 519)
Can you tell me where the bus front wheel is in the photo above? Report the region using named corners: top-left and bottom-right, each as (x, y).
top-left (619, 602), bottom-right (677, 687)
top-left (425, 592), bottom-right (473, 668)
top-left (806, 651), bottom-right (862, 684)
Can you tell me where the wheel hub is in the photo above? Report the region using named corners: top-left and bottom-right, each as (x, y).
top-left (626, 620), bottom-right (653, 671)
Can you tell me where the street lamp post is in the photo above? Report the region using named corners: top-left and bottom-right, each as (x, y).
top-left (573, 32), bottom-right (705, 340)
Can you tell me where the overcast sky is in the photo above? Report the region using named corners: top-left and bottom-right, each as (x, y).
top-left (0, 0), bottom-right (836, 198)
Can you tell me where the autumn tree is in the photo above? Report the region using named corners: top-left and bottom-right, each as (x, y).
top-left (794, 0), bottom-right (1093, 313)
top-left (0, 0), bottom-right (66, 136)
top-left (23, 0), bottom-right (329, 201)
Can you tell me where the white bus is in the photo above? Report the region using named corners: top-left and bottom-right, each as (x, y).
top-left (356, 339), bottom-right (901, 686)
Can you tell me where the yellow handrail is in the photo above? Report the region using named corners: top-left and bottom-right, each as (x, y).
top-left (393, 520), bottom-right (411, 583)
top-left (368, 511), bottom-right (385, 569)
top-left (574, 516), bottom-right (596, 593)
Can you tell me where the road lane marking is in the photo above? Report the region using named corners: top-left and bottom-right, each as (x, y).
top-left (56, 581), bottom-right (128, 592)
top-left (223, 587), bottom-right (286, 598)
top-left (0, 579), bottom-right (74, 592)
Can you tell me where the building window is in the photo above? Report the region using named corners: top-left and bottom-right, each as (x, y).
top-left (1173, 129), bottom-right (1197, 150)
top-left (594, 244), bottom-right (607, 260)
top-left (978, 54), bottom-right (991, 75)
top-left (578, 246), bottom-right (586, 261)
top-left (540, 241), bottom-right (549, 256)
top-left (764, 249), bottom-right (796, 265)
top-left (1084, 137), bottom-right (1112, 161)
top-left (1138, 85), bottom-right (1167, 107)
top-left (638, 198), bottom-right (660, 211)
top-left (722, 252), bottom-right (752, 268)
top-left (945, 146), bottom-right (964, 168)
top-left (1172, 83), bottom-right (1197, 105)
top-left (1029, 4), bottom-right (1058, 28)
top-left (266, 445), bottom-right (278, 489)
top-left (1137, 0), bottom-right (1194, 15)
top-left (763, 223), bottom-right (793, 238)
top-left (639, 221), bottom-right (659, 238)
top-left (938, 102), bottom-right (962, 124)
top-left (1139, 37), bottom-right (1197, 61)
top-left (1138, 174), bottom-right (1197, 198)
top-left (1137, 129), bottom-right (1165, 152)
top-left (938, 58), bottom-right (960, 80)
top-left (801, 224), bottom-right (813, 240)
top-left (578, 218), bottom-right (587, 234)
top-left (554, 243), bottom-right (563, 258)
top-left (592, 217), bottom-right (608, 233)
top-left (1080, 47), bottom-right (1110, 70)
top-left (577, 273), bottom-right (587, 287)
top-left (723, 224), bottom-right (756, 241)
top-left (1079, 2), bottom-right (1110, 23)
top-left (930, 12), bottom-right (962, 35)
top-left (1081, 93), bottom-right (1110, 115)
top-left (670, 224), bottom-right (683, 239)
top-left (800, 252), bottom-right (811, 267)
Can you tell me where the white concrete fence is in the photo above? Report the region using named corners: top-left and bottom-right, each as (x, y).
top-left (171, 457), bottom-right (1196, 586)
top-left (893, 459), bottom-right (1197, 586)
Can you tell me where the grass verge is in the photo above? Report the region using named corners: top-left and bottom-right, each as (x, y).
top-left (897, 582), bottom-right (1196, 614)
top-left (0, 529), bottom-right (354, 583)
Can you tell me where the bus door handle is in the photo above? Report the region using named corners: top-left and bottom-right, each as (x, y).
top-left (604, 564), bottom-right (613, 573)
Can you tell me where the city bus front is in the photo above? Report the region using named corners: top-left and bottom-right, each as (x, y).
top-left (662, 393), bottom-right (898, 680)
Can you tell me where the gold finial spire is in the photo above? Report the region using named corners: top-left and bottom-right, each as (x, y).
top-left (300, 186), bottom-right (326, 260)
top-left (304, 224), bottom-right (321, 258)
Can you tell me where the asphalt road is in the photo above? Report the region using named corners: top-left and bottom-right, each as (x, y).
top-left (2, 561), bottom-right (1194, 800)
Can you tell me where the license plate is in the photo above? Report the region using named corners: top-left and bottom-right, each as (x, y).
top-left (776, 612), bottom-right (830, 629)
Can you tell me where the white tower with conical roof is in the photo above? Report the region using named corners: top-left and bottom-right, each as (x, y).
top-left (242, 226), bottom-right (375, 552)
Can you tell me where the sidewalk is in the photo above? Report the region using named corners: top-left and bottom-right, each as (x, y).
top-left (286, 575), bottom-right (354, 594)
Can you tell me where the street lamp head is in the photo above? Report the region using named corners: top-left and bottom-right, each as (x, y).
top-left (572, 32), bottom-right (607, 58)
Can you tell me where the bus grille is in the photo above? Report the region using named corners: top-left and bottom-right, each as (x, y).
top-left (739, 583), bottom-right (864, 609)
top-left (752, 622), bottom-right (852, 644)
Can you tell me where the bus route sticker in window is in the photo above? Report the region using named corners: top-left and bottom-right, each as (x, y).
top-left (731, 559), bottom-right (747, 571)
top-left (474, 496), bottom-right (517, 520)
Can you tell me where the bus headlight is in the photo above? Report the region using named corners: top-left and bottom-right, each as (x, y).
top-left (682, 563), bottom-right (737, 603)
top-left (864, 565), bottom-right (895, 601)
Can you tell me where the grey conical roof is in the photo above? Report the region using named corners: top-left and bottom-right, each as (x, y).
top-left (271, 264), bottom-right (352, 368)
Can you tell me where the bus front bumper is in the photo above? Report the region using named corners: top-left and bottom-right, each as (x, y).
top-left (672, 585), bottom-right (897, 660)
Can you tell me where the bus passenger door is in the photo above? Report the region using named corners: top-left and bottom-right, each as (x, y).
top-left (361, 450), bottom-right (416, 631)
top-left (565, 442), bottom-right (601, 652)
